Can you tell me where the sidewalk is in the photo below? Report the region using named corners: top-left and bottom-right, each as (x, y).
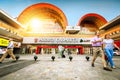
top-left (0, 54), bottom-right (120, 80)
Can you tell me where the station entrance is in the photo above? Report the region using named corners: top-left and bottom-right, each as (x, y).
top-left (36, 45), bottom-right (83, 55)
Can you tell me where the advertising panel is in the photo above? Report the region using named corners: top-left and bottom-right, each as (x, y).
top-left (0, 38), bottom-right (9, 46)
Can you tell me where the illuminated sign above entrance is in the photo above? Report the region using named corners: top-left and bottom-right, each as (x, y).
top-left (23, 37), bottom-right (91, 45)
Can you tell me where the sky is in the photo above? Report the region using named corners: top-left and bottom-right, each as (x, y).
top-left (0, 0), bottom-right (120, 26)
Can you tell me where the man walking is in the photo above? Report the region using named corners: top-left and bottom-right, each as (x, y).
top-left (91, 31), bottom-right (112, 71)
top-left (0, 39), bottom-right (16, 63)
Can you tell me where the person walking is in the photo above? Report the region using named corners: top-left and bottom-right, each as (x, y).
top-left (91, 31), bottom-right (112, 71)
top-left (0, 39), bottom-right (16, 63)
top-left (58, 45), bottom-right (64, 58)
top-left (103, 34), bottom-right (120, 69)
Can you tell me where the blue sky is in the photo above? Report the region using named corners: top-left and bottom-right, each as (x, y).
top-left (0, 0), bottom-right (120, 25)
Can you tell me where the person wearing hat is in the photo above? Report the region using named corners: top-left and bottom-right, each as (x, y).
top-left (0, 38), bottom-right (16, 63)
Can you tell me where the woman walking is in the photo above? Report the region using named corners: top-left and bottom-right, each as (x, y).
top-left (103, 34), bottom-right (120, 69)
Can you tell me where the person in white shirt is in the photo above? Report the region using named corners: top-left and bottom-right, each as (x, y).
top-left (0, 39), bottom-right (16, 63)
top-left (58, 45), bottom-right (64, 58)
top-left (103, 34), bottom-right (120, 69)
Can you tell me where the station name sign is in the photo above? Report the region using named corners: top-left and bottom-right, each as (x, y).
top-left (23, 37), bottom-right (91, 44)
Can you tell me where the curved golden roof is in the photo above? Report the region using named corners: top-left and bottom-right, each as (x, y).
top-left (17, 3), bottom-right (68, 31)
top-left (77, 13), bottom-right (107, 32)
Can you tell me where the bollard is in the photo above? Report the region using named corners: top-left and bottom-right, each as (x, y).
top-left (51, 56), bottom-right (55, 61)
top-left (85, 56), bottom-right (90, 61)
top-left (69, 56), bottom-right (73, 61)
top-left (15, 55), bottom-right (20, 60)
top-left (34, 55), bottom-right (38, 61)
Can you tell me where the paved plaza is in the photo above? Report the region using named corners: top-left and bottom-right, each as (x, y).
top-left (0, 54), bottom-right (120, 80)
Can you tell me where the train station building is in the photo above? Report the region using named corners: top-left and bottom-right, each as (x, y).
top-left (0, 1), bottom-right (120, 80)
top-left (0, 3), bottom-right (120, 55)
